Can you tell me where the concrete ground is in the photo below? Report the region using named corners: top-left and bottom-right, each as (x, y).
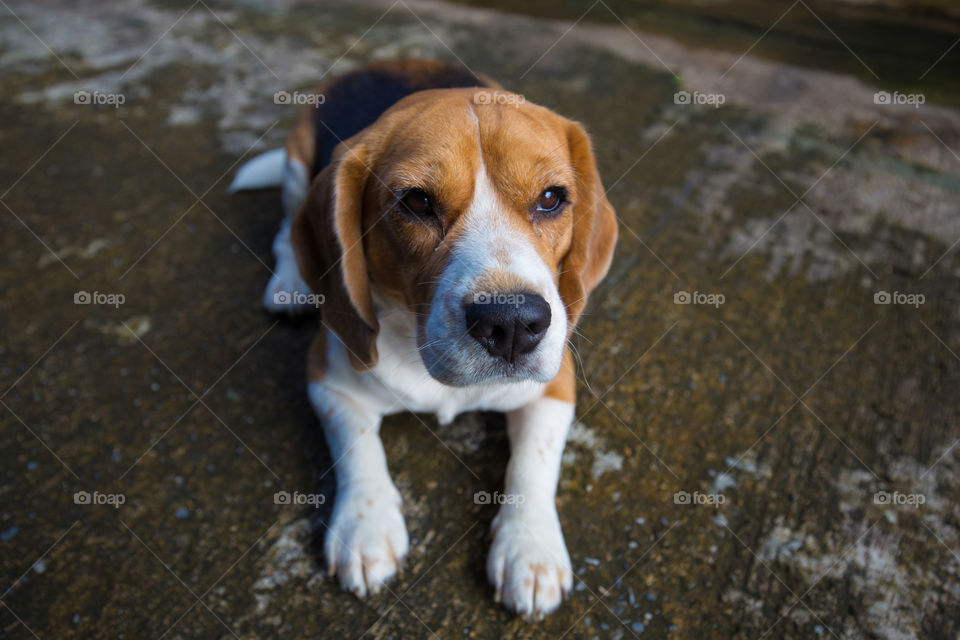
top-left (1, 0), bottom-right (959, 638)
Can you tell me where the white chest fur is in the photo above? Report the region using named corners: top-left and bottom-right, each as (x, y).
top-left (319, 291), bottom-right (546, 424)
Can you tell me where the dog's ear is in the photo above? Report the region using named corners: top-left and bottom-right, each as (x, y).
top-left (558, 121), bottom-right (618, 332)
top-left (291, 144), bottom-right (379, 370)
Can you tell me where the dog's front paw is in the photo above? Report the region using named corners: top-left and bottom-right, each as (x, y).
top-left (487, 510), bottom-right (573, 619)
top-left (324, 483), bottom-right (409, 597)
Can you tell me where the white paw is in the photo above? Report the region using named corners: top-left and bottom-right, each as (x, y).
top-left (487, 510), bottom-right (573, 619)
top-left (262, 266), bottom-right (314, 315)
top-left (324, 483), bottom-right (409, 597)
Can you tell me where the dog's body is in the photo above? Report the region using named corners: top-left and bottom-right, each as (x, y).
top-left (232, 60), bottom-right (617, 618)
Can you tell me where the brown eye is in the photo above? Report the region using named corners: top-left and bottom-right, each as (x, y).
top-left (400, 188), bottom-right (433, 216)
top-left (536, 187), bottom-right (566, 214)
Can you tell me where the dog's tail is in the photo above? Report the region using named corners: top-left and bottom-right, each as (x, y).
top-left (228, 148), bottom-right (286, 193)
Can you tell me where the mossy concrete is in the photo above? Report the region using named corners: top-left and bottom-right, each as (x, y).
top-left (1, 0), bottom-right (959, 638)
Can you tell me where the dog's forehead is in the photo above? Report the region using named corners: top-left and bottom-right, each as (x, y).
top-left (477, 107), bottom-right (574, 208)
top-left (377, 91), bottom-right (572, 195)
top-left (475, 100), bottom-right (569, 159)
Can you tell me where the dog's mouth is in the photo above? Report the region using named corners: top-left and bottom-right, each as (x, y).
top-left (421, 346), bottom-right (555, 387)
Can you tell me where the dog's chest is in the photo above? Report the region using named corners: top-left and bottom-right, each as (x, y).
top-left (368, 307), bottom-right (544, 424)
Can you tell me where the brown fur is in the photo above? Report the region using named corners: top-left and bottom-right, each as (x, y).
top-left (544, 349), bottom-right (576, 403)
top-left (289, 62), bottom-right (617, 381)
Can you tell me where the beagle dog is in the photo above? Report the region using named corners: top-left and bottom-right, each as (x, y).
top-left (231, 60), bottom-right (617, 618)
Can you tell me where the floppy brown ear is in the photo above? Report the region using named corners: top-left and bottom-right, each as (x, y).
top-left (291, 145), bottom-right (379, 370)
top-left (558, 121), bottom-right (618, 332)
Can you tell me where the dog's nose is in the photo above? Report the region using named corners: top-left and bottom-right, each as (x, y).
top-left (465, 293), bottom-right (551, 363)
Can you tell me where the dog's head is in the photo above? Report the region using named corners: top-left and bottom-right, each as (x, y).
top-left (292, 88), bottom-right (617, 386)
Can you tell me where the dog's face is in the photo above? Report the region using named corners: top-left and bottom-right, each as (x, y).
top-left (293, 88), bottom-right (617, 386)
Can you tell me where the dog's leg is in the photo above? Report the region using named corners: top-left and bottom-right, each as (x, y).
top-left (263, 156), bottom-right (314, 314)
top-left (309, 381), bottom-right (409, 596)
top-left (487, 370), bottom-right (575, 618)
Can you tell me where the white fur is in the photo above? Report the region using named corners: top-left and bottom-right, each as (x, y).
top-left (230, 149), bottom-right (314, 314)
top-left (320, 290), bottom-right (548, 424)
top-left (308, 380), bottom-right (409, 596)
top-left (489, 397), bottom-right (574, 617)
top-left (310, 296), bottom-right (575, 615)
top-left (421, 167), bottom-right (567, 386)
top-left (262, 156), bottom-right (313, 314)
top-left (227, 148), bottom-right (286, 193)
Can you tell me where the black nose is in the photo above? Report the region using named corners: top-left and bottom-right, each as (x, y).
top-left (465, 293), bottom-right (551, 364)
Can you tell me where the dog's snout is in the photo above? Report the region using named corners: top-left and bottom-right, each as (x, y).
top-left (465, 294), bottom-right (551, 363)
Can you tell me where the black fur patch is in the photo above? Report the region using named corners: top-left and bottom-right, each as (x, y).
top-left (311, 62), bottom-right (491, 177)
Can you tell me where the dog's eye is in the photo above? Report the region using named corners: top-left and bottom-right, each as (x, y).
top-left (536, 187), bottom-right (567, 214)
top-left (400, 188), bottom-right (433, 216)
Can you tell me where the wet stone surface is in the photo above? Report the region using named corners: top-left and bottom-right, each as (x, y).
top-left (1, 0), bottom-right (959, 638)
